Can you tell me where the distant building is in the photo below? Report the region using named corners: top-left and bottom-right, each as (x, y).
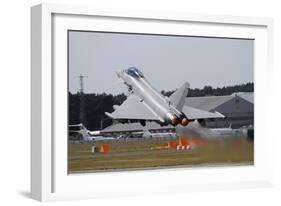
top-left (185, 92), bottom-right (253, 129)
top-left (100, 92), bottom-right (254, 136)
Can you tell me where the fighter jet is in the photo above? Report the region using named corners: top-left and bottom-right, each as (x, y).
top-left (105, 67), bottom-right (224, 127)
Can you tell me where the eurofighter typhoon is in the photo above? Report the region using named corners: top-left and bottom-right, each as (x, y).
top-left (105, 67), bottom-right (224, 127)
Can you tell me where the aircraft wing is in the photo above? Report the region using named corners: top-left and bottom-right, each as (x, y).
top-left (105, 94), bottom-right (161, 121)
top-left (182, 105), bottom-right (225, 120)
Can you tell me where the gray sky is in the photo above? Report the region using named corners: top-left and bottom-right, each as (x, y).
top-left (68, 31), bottom-right (253, 95)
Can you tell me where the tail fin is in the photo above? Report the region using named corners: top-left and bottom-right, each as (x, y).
top-left (169, 82), bottom-right (190, 111)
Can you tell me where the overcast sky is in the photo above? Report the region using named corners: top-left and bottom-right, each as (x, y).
top-left (68, 31), bottom-right (253, 95)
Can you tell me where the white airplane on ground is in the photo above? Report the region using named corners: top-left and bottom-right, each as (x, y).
top-left (176, 121), bottom-right (247, 139)
top-left (142, 130), bottom-right (177, 139)
top-left (129, 129), bottom-right (177, 139)
top-left (68, 124), bottom-right (114, 141)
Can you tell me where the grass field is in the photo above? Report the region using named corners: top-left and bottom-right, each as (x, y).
top-left (68, 137), bottom-right (253, 173)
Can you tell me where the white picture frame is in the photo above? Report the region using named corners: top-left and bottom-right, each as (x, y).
top-left (31, 3), bottom-right (274, 202)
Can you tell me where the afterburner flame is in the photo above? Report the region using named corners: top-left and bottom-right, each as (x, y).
top-left (181, 118), bottom-right (189, 126)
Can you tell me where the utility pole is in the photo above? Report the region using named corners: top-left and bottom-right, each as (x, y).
top-left (77, 74), bottom-right (87, 127)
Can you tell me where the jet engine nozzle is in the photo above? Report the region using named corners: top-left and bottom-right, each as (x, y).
top-left (170, 116), bottom-right (178, 126)
top-left (167, 113), bottom-right (178, 126)
top-left (180, 118), bottom-right (189, 126)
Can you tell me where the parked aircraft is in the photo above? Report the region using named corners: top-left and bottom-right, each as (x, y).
top-left (176, 121), bottom-right (246, 139)
top-left (68, 124), bottom-right (113, 141)
top-left (130, 129), bottom-right (177, 139)
top-left (142, 130), bottom-right (177, 139)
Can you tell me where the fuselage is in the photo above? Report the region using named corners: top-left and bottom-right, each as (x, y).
top-left (117, 67), bottom-right (188, 126)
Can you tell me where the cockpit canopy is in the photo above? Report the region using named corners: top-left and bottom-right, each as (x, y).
top-left (126, 67), bottom-right (144, 78)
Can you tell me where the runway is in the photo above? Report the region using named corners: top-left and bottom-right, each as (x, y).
top-left (68, 137), bottom-right (254, 173)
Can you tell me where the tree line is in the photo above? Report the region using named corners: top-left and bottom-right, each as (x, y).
top-left (161, 82), bottom-right (254, 97)
top-left (69, 82), bottom-right (253, 130)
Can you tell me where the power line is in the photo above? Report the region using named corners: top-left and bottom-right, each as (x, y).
top-left (77, 74), bottom-right (87, 94)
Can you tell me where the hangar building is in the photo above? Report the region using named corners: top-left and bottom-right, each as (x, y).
top-left (185, 92), bottom-right (253, 129)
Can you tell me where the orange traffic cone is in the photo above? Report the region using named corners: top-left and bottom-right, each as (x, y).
top-left (168, 141), bottom-right (177, 149)
top-left (100, 144), bottom-right (109, 153)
